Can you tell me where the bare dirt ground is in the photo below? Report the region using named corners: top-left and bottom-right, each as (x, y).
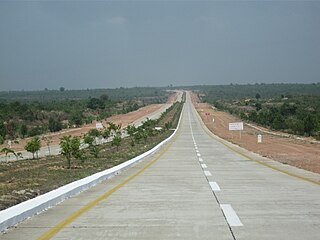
top-left (1, 93), bottom-right (179, 154)
top-left (191, 92), bottom-right (320, 174)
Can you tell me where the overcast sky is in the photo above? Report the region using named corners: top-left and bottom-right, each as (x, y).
top-left (0, 1), bottom-right (319, 91)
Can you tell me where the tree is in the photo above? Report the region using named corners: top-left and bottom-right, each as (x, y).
top-left (5, 121), bottom-right (15, 140)
top-left (111, 134), bottom-right (122, 151)
top-left (303, 114), bottom-right (316, 136)
top-left (107, 122), bottom-right (121, 136)
top-left (0, 122), bottom-right (6, 139)
top-left (60, 135), bottom-right (81, 169)
top-left (255, 102), bottom-right (262, 111)
top-left (102, 128), bottom-right (110, 139)
top-left (48, 117), bottom-right (62, 132)
top-left (0, 135), bottom-right (4, 145)
top-left (84, 134), bottom-right (101, 158)
top-left (87, 98), bottom-right (104, 110)
top-left (20, 123), bottom-right (28, 138)
top-left (255, 93), bottom-right (261, 100)
top-left (87, 128), bottom-right (101, 137)
top-left (59, 87), bottom-right (65, 92)
top-left (25, 137), bottom-right (41, 159)
top-left (0, 147), bottom-right (17, 162)
top-left (100, 94), bottom-right (109, 102)
top-left (126, 125), bottom-right (137, 146)
top-left (70, 112), bottom-right (83, 127)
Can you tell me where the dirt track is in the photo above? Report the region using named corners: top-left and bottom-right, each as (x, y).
top-left (191, 92), bottom-right (320, 174)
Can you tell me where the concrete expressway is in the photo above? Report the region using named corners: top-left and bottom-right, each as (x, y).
top-left (1, 93), bottom-right (319, 240)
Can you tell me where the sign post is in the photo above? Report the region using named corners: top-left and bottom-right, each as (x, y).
top-left (229, 122), bottom-right (244, 139)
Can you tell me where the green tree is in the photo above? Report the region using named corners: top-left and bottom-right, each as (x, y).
top-left (126, 125), bottom-right (137, 146)
top-left (102, 128), bottom-right (110, 139)
top-left (84, 134), bottom-right (101, 158)
top-left (255, 102), bottom-right (262, 111)
top-left (25, 137), bottom-right (41, 159)
top-left (107, 122), bottom-right (122, 136)
top-left (70, 112), bottom-right (83, 127)
top-left (20, 123), bottom-right (28, 138)
top-left (87, 98), bottom-right (104, 110)
top-left (48, 117), bottom-right (62, 132)
top-left (0, 122), bottom-right (6, 138)
top-left (112, 134), bottom-right (122, 151)
top-left (60, 135), bottom-right (81, 169)
top-left (0, 135), bottom-right (4, 145)
top-left (87, 128), bottom-right (101, 137)
top-left (303, 114), bottom-right (316, 136)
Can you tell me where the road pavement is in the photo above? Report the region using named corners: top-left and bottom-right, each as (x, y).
top-left (1, 92), bottom-right (319, 239)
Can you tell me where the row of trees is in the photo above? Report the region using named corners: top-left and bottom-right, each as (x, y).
top-left (1, 101), bottom-right (184, 169)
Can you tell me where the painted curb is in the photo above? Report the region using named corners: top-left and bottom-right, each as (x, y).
top-left (0, 104), bottom-right (184, 232)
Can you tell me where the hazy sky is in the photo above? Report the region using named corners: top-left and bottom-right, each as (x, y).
top-left (0, 1), bottom-right (319, 91)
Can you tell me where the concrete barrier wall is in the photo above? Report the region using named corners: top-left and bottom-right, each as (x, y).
top-left (0, 105), bottom-right (184, 232)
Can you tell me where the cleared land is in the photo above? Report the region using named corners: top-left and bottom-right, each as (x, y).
top-left (191, 92), bottom-right (320, 174)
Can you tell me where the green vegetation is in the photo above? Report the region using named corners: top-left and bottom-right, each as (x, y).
top-left (0, 101), bottom-right (183, 210)
top-left (0, 87), bottom-right (168, 102)
top-left (59, 136), bottom-right (82, 169)
top-left (24, 137), bottom-right (41, 159)
top-left (0, 87), bottom-right (170, 144)
top-left (187, 83), bottom-right (320, 100)
top-left (111, 134), bottom-right (122, 152)
top-left (194, 83), bottom-right (320, 139)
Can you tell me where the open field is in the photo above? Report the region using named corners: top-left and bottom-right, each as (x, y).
top-left (191, 92), bottom-right (320, 174)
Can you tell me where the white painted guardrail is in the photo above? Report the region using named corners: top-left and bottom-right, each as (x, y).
top-left (0, 104), bottom-right (184, 232)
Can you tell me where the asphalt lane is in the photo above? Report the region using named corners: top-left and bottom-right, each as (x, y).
top-left (1, 93), bottom-right (319, 239)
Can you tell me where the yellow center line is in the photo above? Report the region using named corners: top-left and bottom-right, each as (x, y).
top-left (193, 105), bottom-right (320, 186)
top-left (37, 131), bottom-right (180, 240)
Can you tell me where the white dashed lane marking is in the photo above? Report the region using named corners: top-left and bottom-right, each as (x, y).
top-left (204, 170), bottom-right (212, 177)
top-left (220, 204), bottom-right (243, 227)
top-left (201, 164), bottom-right (207, 169)
top-left (197, 153), bottom-right (201, 157)
top-left (198, 158), bottom-right (203, 162)
top-left (209, 182), bottom-right (221, 192)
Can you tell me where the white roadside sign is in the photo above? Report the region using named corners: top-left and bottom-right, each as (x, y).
top-left (229, 122), bottom-right (244, 131)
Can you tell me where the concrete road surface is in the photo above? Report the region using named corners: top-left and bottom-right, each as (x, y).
top-left (1, 93), bottom-right (319, 239)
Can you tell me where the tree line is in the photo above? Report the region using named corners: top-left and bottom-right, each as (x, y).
top-left (1, 102), bottom-right (184, 169)
top-left (197, 84), bottom-right (320, 139)
top-left (0, 91), bottom-right (168, 145)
